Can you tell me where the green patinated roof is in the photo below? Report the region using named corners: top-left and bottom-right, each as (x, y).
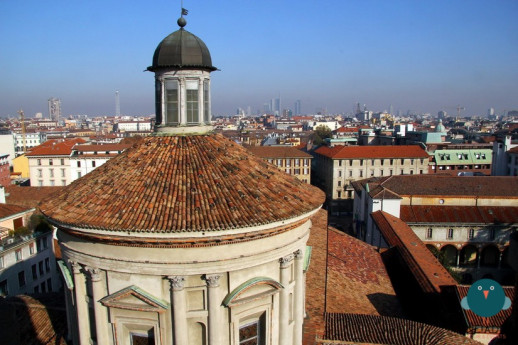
top-left (223, 277), bottom-right (283, 307)
top-left (57, 260), bottom-right (74, 289)
top-left (304, 246), bottom-right (312, 272)
top-left (433, 149), bottom-right (492, 165)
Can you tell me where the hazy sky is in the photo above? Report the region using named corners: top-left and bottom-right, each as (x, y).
top-left (1, 0), bottom-right (517, 118)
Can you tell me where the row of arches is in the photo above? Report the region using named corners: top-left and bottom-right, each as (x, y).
top-left (427, 244), bottom-right (510, 269)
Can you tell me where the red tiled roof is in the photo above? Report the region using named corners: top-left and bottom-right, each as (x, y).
top-left (401, 205), bottom-right (518, 224)
top-left (315, 145), bottom-right (429, 159)
top-left (73, 144), bottom-right (131, 152)
top-left (40, 134), bottom-right (325, 234)
top-left (321, 313), bottom-right (483, 345)
top-left (334, 127), bottom-right (358, 133)
top-left (353, 175), bottom-right (518, 198)
top-left (0, 294), bottom-right (67, 345)
top-left (326, 228), bottom-right (403, 316)
top-left (5, 186), bottom-right (64, 208)
top-left (303, 210), bottom-right (328, 345)
top-left (247, 146), bottom-right (312, 159)
top-left (456, 285), bottom-right (514, 334)
top-left (371, 211), bottom-right (457, 294)
top-left (26, 138), bottom-right (86, 156)
top-left (0, 203), bottom-right (33, 219)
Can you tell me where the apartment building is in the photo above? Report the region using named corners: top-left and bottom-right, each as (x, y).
top-left (247, 146), bottom-right (312, 183)
top-left (69, 143), bottom-right (130, 182)
top-left (26, 138), bottom-right (86, 186)
top-left (353, 175), bottom-right (518, 284)
top-left (313, 145), bottom-right (429, 213)
top-left (429, 148), bottom-right (492, 176)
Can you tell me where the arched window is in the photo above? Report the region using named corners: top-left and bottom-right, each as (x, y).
top-left (440, 245), bottom-right (458, 266)
top-left (459, 245), bottom-right (478, 267)
top-left (480, 245), bottom-right (499, 267)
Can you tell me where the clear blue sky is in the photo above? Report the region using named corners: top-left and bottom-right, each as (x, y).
top-left (1, 0), bottom-right (517, 118)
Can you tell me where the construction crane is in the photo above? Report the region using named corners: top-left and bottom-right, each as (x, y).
top-left (17, 109), bottom-right (27, 154)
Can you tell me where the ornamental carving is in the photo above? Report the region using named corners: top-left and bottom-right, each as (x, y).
top-left (168, 276), bottom-right (185, 290)
top-left (205, 274), bottom-right (221, 288)
top-left (69, 261), bottom-right (82, 274)
top-left (294, 249), bottom-right (304, 259)
top-left (279, 254), bottom-right (294, 268)
top-left (86, 267), bottom-right (102, 282)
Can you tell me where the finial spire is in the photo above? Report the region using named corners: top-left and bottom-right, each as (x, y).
top-left (178, 0), bottom-right (188, 28)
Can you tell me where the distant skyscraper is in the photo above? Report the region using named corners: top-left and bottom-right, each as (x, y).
top-left (48, 97), bottom-right (61, 123)
top-left (294, 100), bottom-right (302, 115)
top-left (115, 90), bottom-right (121, 117)
top-left (488, 108), bottom-right (495, 117)
top-left (438, 110), bottom-right (447, 120)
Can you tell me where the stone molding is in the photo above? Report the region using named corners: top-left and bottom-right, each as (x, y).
top-left (280, 254), bottom-right (294, 268)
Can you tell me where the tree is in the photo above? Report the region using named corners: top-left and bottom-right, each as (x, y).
top-left (312, 125), bottom-right (332, 145)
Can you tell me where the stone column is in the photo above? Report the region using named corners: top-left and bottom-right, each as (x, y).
top-left (205, 274), bottom-right (222, 345)
top-left (70, 261), bottom-right (91, 345)
top-left (169, 276), bottom-right (188, 345)
top-left (179, 78), bottom-right (186, 125)
top-left (279, 254), bottom-right (294, 345)
top-left (293, 249), bottom-right (304, 345)
top-left (205, 79), bottom-right (211, 124)
top-left (87, 267), bottom-right (109, 345)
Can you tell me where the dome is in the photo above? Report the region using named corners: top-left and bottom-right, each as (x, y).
top-left (435, 119), bottom-right (446, 133)
top-left (147, 21), bottom-right (217, 72)
top-left (39, 134), bottom-right (324, 244)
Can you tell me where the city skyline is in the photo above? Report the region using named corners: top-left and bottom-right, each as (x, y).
top-left (1, 0), bottom-right (517, 118)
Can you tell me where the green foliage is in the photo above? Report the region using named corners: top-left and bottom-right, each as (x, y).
top-left (312, 125), bottom-right (332, 145)
top-left (29, 214), bottom-right (51, 233)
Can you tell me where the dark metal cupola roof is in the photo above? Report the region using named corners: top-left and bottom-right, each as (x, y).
top-left (147, 17), bottom-right (217, 72)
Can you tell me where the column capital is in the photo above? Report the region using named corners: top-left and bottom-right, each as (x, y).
top-left (85, 267), bottom-right (102, 282)
top-left (69, 261), bottom-right (82, 274)
top-left (168, 276), bottom-right (185, 290)
top-left (205, 274), bottom-right (221, 288)
top-left (294, 249), bottom-right (304, 259)
top-left (279, 254), bottom-right (294, 268)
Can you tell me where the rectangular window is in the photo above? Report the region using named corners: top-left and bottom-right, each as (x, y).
top-left (426, 228), bottom-right (433, 239)
top-left (29, 243), bottom-right (36, 255)
top-left (349, 170), bottom-right (353, 177)
top-left (0, 280), bottom-right (7, 296)
top-left (62, 180), bottom-right (66, 186)
top-left (186, 89), bottom-right (199, 124)
top-left (131, 333), bottom-right (155, 345)
top-left (92, 161), bottom-right (96, 168)
top-left (77, 172), bottom-right (82, 179)
top-left (61, 168), bottom-right (65, 177)
top-left (240, 320), bottom-right (261, 345)
top-left (166, 79), bottom-right (179, 124)
top-left (39, 261), bottom-right (44, 276)
top-left (338, 170), bottom-right (342, 177)
top-left (45, 258), bottom-right (50, 272)
top-left (37, 169), bottom-right (42, 177)
top-left (18, 271), bottom-right (26, 288)
top-left (338, 160), bottom-right (342, 167)
top-left (49, 169), bottom-right (54, 178)
top-left (401, 159), bottom-right (404, 164)
top-left (77, 161), bottom-right (81, 168)
top-left (447, 228), bottom-right (454, 239)
top-left (204, 80), bottom-right (210, 123)
top-left (60, 158), bottom-right (65, 165)
top-left (0, 256), bottom-right (3, 269)
top-left (37, 159), bottom-right (41, 166)
top-left (15, 249), bottom-right (22, 261)
top-left (32, 264), bottom-right (37, 279)
top-left (338, 181), bottom-right (341, 187)
top-left (47, 278), bottom-right (52, 292)
top-left (50, 180), bottom-right (55, 186)
top-left (49, 159), bottom-right (53, 166)
top-left (360, 170), bottom-right (363, 177)
top-left (489, 229), bottom-right (495, 240)
top-left (286, 159), bottom-right (291, 167)
top-left (277, 159), bottom-right (282, 167)
top-left (468, 228), bottom-right (475, 240)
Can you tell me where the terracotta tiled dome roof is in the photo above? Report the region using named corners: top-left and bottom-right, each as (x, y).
top-left (40, 134), bottom-right (324, 236)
